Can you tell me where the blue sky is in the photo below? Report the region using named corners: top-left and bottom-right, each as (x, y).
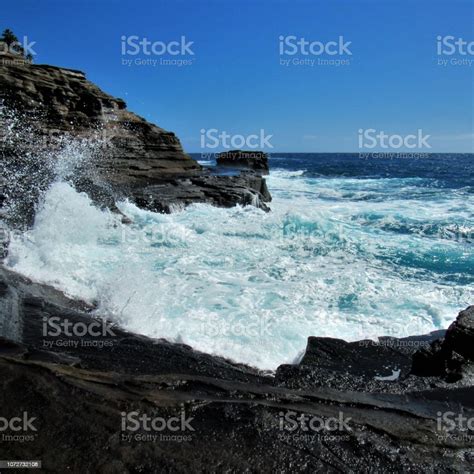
top-left (3, 0), bottom-right (474, 152)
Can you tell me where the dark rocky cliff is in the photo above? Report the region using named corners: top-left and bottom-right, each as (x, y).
top-left (0, 52), bottom-right (271, 219)
top-left (0, 53), bottom-right (199, 180)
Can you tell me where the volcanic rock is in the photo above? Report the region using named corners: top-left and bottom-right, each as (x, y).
top-left (0, 53), bottom-right (272, 221)
top-left (217, 150), bottom-right (269, 174)
top-left (0, 264), bottom-right (473, 471)
top-left (412, 305), bottom-right (474, 382)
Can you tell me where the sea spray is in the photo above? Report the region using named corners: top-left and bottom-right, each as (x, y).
top-left (3, 136), bottom-right (473, 369)
top-left (0, 103), bottom-right (108, 228)
top-left (5, 165), bottom-right (472, 369)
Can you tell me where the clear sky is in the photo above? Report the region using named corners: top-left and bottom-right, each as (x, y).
top-left (3, 0), bottom-right (474, 152)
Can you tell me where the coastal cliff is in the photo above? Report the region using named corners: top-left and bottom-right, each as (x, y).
top-left (0, 53), bottom-right (199, 179)
top-left (0, 52), bottom-right (271, 221)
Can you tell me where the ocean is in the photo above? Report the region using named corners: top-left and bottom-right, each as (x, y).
top-left (6, 152), bottom-right (474, 370)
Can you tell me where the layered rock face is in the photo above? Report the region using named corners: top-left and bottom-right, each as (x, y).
top-left (217, 149), bottom-right (269, 174)
top-left (0, 265), bottom-right (473, 472)
top-left (0, 52), bottom-right (199, 180)
top-left (0, 53), bottom-right (271, 219)
top-left (133, 172), bottom-right (272, 213)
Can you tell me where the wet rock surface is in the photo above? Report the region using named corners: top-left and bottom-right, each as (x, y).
top-left (217, 150), bottom-right (270, 174)
top-left (0, 53), bottom-right (272, 220)
top-left (0, 265), bottom-right (472, 472)
top-left (132, 172), bottom-right (272, 213)
top-left (412, 305), bottom-right (474, 383)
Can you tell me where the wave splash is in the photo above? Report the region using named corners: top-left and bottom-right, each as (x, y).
top-left (5, 152), bottom-right (473, 368)
top-left (0, 104), bottom-right (107, 228)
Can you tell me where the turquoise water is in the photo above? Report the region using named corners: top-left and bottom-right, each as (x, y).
top-left (7, 153), bottom-right (474, 369)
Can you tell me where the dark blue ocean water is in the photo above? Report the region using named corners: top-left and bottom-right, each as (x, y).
top-left (268, 153), bottom-right (474, 190)
top-left (194, 152), bottom-right (474, 285)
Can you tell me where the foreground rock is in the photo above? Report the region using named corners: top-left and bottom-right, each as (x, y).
top-left (217, 150), bottom-right (269, 174)
top-left (0, 265), bottom-right (472, 472)
top-left (0, 52), bottom-right (271, 223)
top-left (412, 305), bottom-right (474, 383)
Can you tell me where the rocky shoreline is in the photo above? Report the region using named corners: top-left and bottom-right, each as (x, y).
top-left (0, 265), bottom-right (473, 471)
top-left (0, 53), bottom-right (473, 472)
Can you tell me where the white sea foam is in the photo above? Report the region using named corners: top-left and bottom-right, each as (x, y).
top-left (6, 166), bottom-right (473, 369)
